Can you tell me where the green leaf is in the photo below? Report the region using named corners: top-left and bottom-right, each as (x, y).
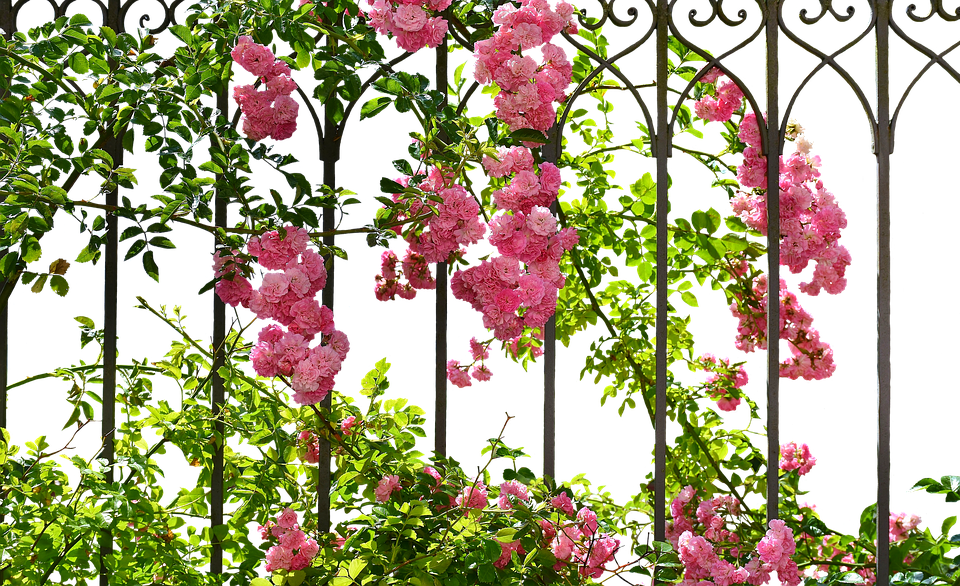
top-left (149, 236), bottom-right (176, 249)
top-left (50, 275), bottom-right (69, 296)
top-left (339, 74), bottom-right (362, 101)
top-left (287, 572), bottom-right (306, 586)
top-left (296, 46), bottom-right (310, 69)
top-left (509, 128), bottom-right (548, 144)
top-left (328, 96), bottom-right (345, 124)
top-left (142, 251), bottom-right (158, 282)
top-left (348, 558), bottom-right (367, 578)
top-left (69, 13), bottom-right (92, 25)
top-left (30, 273), bottom-right (47, 293)
top-left (380, 178), bottom-right (406, 194)
top-left (185, 85), bottom-right (201, 102)
top-left (681, 291), bottom-right (698, 307)
top-left (99, 26), bottom-right (117, 46)
top-left (22, 236), bottom-right (42, 262)
top-left (360, 97), bottom-right (392, 120)
top-left (125, 239), bottom-right (146, 260)
top-left (68, 52), bottom-right (89, 74)
top-left (358, 354), bottom-right (393, 398)
top-left (251, 579), bottom-right (273, 586)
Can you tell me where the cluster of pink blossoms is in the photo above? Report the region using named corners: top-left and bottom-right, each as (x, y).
top-left (474, 0), bottom-right (577, 135)
top-left (231, 36), bottom-right (299, 141)
top-left (669, 486), bottom-right (801, 586)
top-left (665, 441), bottom-right (923, 586)
top-left (376, 167), bottom-right (486, 300)
top-left (694, 68), bottom-right (745, 123)
top-left (373, 150), bottom-right (576, 387)
top-left (701, 354), bottom-right (748, 412)
top-left (258, 508), bottom-right (320, 572)
top-left (446, 148), bottom-right (578, 386)
top-left (733, 116), bottom-right (851, 297)
top-left (779, 442), bottom-right (816, 476)
top-left (365, 0), bottom-right (450, 52)
top-left (374, 466), bottom-right (622, 579)
top-left (690, 71), bottom-right (849, 382)
top-left (447, 336), bottom-right (493, 390)
top-left (213, 226), bottom-right (350, 405)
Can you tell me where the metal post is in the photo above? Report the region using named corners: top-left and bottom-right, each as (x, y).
top-left (435, 36), bottom-right (448, 458)
top-left (542, 125), bottom-right (559, 480)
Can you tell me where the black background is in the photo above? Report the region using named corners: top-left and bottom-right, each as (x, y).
top-left (9, 2), bottom-right (960, 576)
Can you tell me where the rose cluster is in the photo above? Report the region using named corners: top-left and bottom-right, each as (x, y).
top-left (733, 116), bottom-right (851, 297)
top-left (665, 441), bottom-right (923, 586)
top-left (474, 0), bottom-right (577, 134)
top-left (374, 148), bottom-right (577, 387)
top-left (668, 486), bottom-right (801, 586)
top-left (371, 469), bottom-right (620, 578)
top-left (231, 36), bottom-right (299, 141)
top-left (700, 353), bottom-right (748, 412)
top-left (365, 0), bottom-right (450, 52)
top-left (779, 441), bottom-right (816, 476)
top-left (375, 167), bottom-right (487, 300)
top-left (447, 148), bottom-right (578, 386)
top-left (257, 508), bottom-right (320, 572)
top-left (693, 68), bottom-right (745, 123)
top-left (447, 336), bottom-right (493, 389)
top-left (213, 226), bottom-right (350, 405)
top-left (695, 77), bottom-right (853, 380)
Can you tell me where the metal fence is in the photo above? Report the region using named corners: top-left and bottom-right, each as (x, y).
top-left (1, 0), bottom-right (957, 583)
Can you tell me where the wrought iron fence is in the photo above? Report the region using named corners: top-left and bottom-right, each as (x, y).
top-left (0, 0), bottom-right (957, 582)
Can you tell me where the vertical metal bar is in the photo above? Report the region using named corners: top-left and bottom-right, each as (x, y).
top-left (764, 0), bottom-right (781, 525)
top-left (653, 0), bottom-right (669, 544)
top-left (0, 1), bottom-right (8, 433)
top-left (435, 36), bottom-right (448, 458)
top-left (318, 119), bottom-right (337, 534)
top-left (99, 4), bottom-right (121, 582)
top-left (210, 87), bottom-right (229, 576)
top-left (0, 270), bottom-right (5, 431)
top-left (875, 1), bottom-right (891, 584)
top-left (542, 126), bottom-right (559, 480)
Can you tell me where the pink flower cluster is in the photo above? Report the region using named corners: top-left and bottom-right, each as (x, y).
top-left (733, 115), bottom-right (851, 297)
top-left (701, 354), bottom-right (748, 412)
top-left (374, 466), bottom-right (622, 578)
top-left (258, 508), bottom-right (320, 572)
top-left (297, 430), bottom-right (319, 464)
top-left (474, 0), bottom-right (577, 134)
top-left (727, 260), bottom-right (838, 381)
top-left (889, 512), bottom-right (921, 542)
top-left (214, 226), bottom-right (350, 405)
top-left (376, 167), bottom-right (487, 300)
top-left (688, 100), bottom-right (853, 381)
top-left (446, 149), bottom-right (577, 386)
top-left (547, 504), bottom-right (620, 578)
top-left (693, 69), bottom-right (744, 123)
top-left (373, 147), bottom-right (579, 388)
top-left (669, 487), bottom-right (800, 586)
top-left (231, 36), bottom-right (299, 141)
top-left (447, 336), bottom-right (493, 390)
top-left (779, 442), bottom-right (816, 476)
top-left (365, 0), bottom-right (450, 52)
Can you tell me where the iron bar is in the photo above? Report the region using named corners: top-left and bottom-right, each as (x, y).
top-left (435, 36), bottom-right (448, 457)
top-left (1, 11), bottom-right (13, 585)
top-left (542, 124), bottom-right (559, 480)
top-left (318, 119), bottom-right (337, 534)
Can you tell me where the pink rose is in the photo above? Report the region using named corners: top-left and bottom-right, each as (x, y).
top-left (394, 4), bottom-right (428, 31)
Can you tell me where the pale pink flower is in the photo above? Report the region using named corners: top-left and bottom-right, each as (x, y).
top-left (394, 4), bottom-right (428, 31)
top-left (375, 474), bottom-right (401, 502)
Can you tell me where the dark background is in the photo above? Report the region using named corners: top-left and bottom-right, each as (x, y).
top-left (9, 2), bottom-right (960, 576)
